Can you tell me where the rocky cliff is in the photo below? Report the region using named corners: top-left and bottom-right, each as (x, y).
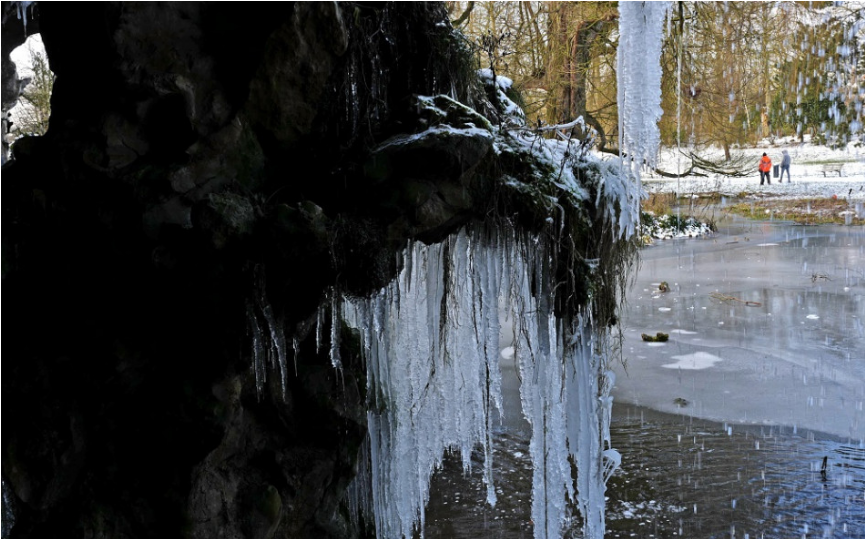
top-left (2, 2), bottom-right (634, 538)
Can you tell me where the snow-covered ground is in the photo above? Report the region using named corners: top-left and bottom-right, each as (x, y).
top-left (628, 139), bottom-right (865, 201)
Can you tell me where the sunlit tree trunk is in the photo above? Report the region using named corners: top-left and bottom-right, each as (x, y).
top-left (545, 1), bottom-right (616, 149)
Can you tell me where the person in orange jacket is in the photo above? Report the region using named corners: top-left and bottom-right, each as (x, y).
top-left (759, 152), bottom-right (772, 185)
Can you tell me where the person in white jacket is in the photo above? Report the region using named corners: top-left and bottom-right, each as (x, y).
top-left (780, 150), bottom-right (791, 183)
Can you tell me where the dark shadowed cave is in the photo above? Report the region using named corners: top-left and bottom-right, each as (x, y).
top-left (2, 2), bottom-right (633, 538)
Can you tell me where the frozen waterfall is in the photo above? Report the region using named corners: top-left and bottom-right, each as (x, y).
top-left (241, 3), bottom-right (670, 538)
top-left (337, 3), bottom-right (671, 538)
top-left (342, 228), bottom-right (620, 539)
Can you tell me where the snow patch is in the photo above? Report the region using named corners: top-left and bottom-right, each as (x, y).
top-left (662, 352), bottom-right (724, 370)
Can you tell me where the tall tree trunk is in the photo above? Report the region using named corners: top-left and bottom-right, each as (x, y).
top-left (545, 2), bottom-right (616, 149)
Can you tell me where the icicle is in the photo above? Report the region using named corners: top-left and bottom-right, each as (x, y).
top-left (566, 315), bottom-right (605, 537)
top-left (2, 479), bottom-right (16, 537)
top-left (316, 302), bottom-right (325, 354)
top-left (15, 1), bottom-right (33, 34)
top-left (615, 1), bottom-right (670, 239)
top-left (617, 1), bottom-right (670, 170)
top-left (247, 300), bottom-right (267, 400)
top-left (345, 435), bottom-right (374, 532)
top-left (260, 297), bottom-right (288, 400)
top-left (330, 290), bottom-right (343, 369)
top-left (343, 229), bottom-right (514, 538)
top-left (245, 266), bottom-right (291, 401)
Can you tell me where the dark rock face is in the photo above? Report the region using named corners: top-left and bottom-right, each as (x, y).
top-left (2, 2), bottom-right (491, 537)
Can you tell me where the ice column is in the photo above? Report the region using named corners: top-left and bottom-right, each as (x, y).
top-left (616, 1), bottom-right (670, 238)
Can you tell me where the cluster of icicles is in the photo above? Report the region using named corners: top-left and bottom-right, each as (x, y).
top-left (245, 2), bottom-right (673, 535)
top-left (339, 228), bottom-right (620, 539)
top-left (246, 226), bottom-right (621, 539)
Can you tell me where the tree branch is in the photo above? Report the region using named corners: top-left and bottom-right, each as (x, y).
top-left (452, 1), bottom-right (475, 27)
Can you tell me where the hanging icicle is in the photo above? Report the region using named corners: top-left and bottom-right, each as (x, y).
top-left (616, 1), bottom-right (671, 239)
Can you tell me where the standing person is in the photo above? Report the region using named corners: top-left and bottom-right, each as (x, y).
top-left (780, 149), bottom-right (791, 182)
top-left (759, 152), bottom-right (772, 185)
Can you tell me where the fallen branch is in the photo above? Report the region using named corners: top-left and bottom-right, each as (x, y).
top-left (710, 292), bottom-right (761, 307)
top-left (685, 150), bottom-right (753, 177)
top-left (596, 147), bottom-right (708, 177)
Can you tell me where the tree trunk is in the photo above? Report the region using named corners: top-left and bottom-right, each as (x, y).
top-left (545, 2), bottom-right (616, 149)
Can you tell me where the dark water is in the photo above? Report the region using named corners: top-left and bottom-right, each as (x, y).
top-left (607, 406), bottom-right (865, 539)
top-left (423, 404), bottom-right (865, 538)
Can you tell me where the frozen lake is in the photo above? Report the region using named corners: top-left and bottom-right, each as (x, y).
top-left (615, 216), bottom-right (865, 443)
top-left (424, 216), bottom-right (865, 538)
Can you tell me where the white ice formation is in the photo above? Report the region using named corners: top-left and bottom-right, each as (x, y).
top-left (341, 227), bottom-right (621, 539)
top-left (616, 1), bottom-right (670, 238)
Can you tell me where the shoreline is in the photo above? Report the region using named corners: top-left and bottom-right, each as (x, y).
top-left (643, 175), bottom-right (865, 202)
top-left (612, 398), bottom-right (862, 446)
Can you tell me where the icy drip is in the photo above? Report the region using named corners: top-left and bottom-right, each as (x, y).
top-left (517, 308), bottom-right (620, 539)
top-left (343, 229), bottom-right (619, 539)
top-left (2, 480), bottom-right (15, 539)
top-left (616, 1), bottom-right (670, 238)
top-left (246, 265), bottom-right (290, 401)
top-left (15, 1), bottom-right (33, 34)
top-left (567, 321), bottom-right (620, 538)
top-left (329, 291), bottom-right (342, 369)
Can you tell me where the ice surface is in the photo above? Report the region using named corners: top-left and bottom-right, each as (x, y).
top-left (615, 220), bottom-right (865, 443)
top-left (661, 351), bottom-right (724, 370)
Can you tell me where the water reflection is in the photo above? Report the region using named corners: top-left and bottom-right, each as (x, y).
top-left (423, 405), bottom-right (865, 539)
top-left (608, 406), bottom-right (865, 539)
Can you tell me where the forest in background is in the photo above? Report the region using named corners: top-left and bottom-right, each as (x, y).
top-left (447, 1), bottom-right (865, 160)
